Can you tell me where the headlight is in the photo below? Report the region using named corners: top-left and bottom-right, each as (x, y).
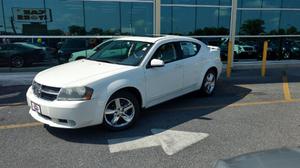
top-left (57, 86), bottom-right (93, 101)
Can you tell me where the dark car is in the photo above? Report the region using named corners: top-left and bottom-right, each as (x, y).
top-left (0, 42), bottom-right (46, 68)
top-left (281, 40), bottom-right (300, 59)
top-left (57, 39), bottom-right (88, 63)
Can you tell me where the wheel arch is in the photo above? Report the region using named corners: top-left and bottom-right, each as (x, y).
top-left (104, 78), bottom-right (144, 109)
top-left (109, 87), bottom-right (143, 109)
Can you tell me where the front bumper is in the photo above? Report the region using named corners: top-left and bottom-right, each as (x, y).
top-left (26, 86), bottom-right (105, 129)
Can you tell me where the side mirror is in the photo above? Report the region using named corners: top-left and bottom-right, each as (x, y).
top-left (150, 59), bottom-right (164, 67)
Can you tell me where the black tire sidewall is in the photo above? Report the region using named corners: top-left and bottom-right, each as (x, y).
top-left (103, 91), bottom-right (140, 131)
top-left (11, 56), bottom-right (24, 68)
top-left (200, 70), bottom-right (217, 96)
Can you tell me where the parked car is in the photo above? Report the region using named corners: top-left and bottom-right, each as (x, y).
top-left (281, 40), bottom-right (300, 59)
top-left (26, 36), bottom-right (222, 130)
top-left (220, 39), bottom-right (257, 61)
top-left (68, 39), bottom-right (113, 62)
top-left (257, 39), bottom-right (300, 60)
top-left (57, 39), bottom-right (87, 63)
top-left (0, 42), bottom-right (45, 67)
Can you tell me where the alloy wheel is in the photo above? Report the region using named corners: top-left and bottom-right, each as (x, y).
top-left (104, 98), bottom-right (135, 128)
top-left (204, 72), bottom-right (216, 94)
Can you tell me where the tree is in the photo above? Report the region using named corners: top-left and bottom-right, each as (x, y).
top-left (47, 29), bottom-right (64, 35)
top-left (189, 27), bottom-right (229, 36)
top-left (68, 25), bottom-right (86, 35)
top-left (240, 19), bottom-right (265, 35)
top-left (286, 26), bottom-right (298, 34)
top-left (88, 28), bottom-right (103, 35)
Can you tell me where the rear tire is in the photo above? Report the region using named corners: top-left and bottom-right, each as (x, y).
top-left (103, 91), bottom-right (140, 131)
top-left (11, 56), bottom-right (24, 68)
top-left (200, 69), bottom-right (217, 96)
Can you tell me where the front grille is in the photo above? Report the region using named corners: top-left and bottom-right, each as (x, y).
top-left (32, 81), bottom-right (61, 101)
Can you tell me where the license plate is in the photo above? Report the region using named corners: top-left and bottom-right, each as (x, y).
top-left (31, 102), bottom-right (41, 114)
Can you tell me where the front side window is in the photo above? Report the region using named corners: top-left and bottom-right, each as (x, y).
top-left (88, 40), bottom-right (152, 66)
top-left (179, 42), bottom-right (201, 58)
top-left (152, 43), bottom-right (177, 63)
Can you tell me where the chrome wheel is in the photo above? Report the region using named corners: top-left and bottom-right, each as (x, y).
top-left (104, 98), bottom-right (135, 128)
top-left (204, 72), bottom-right (216, 94)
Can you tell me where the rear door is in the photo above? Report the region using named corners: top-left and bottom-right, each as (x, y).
top-left (177, 41), bottom-right (204, 89)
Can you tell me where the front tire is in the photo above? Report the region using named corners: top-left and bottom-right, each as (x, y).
top-left (103, 91), bottom-right (140, 131)
top-left (200, 69), bottom-right (217, 96)
top-left (11, 56), bottom-right (24, 68)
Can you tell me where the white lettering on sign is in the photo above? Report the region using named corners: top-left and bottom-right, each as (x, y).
top-left (12, 8), bottom-right (52, 23)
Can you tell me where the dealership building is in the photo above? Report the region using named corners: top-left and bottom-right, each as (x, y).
top-left (1, 0), bottom-right (300, 68)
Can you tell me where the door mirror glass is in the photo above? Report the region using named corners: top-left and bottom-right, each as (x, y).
top-left (150, 59), bottom-right (164, 67)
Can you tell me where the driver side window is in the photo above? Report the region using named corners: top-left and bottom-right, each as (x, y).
top-left (152, 43), bottom-right (177, 64)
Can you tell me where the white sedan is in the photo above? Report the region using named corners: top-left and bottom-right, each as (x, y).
top-left (26, 36), bottom-right (222, 130)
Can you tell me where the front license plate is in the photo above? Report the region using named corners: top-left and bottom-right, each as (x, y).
top-left (31, 102), bottom-right (41, 114)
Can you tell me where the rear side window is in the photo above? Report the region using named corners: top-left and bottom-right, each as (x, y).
top-left (179, 42), bottom-right (201, 58)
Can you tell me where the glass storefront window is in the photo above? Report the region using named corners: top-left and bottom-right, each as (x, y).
top-left (45, 0), bottom-right (84, 35)
top-left (85, 2), bottom-right (120, 35)
top-left (238, 0), bottom-right (283, 8)
top-left (131, 2), bottom-right (153, 35)
top-left (237, 11), bottom-right (263, 35)
top-left (193, 7), bottom-right (230, 35)
top-left (161, 6), bottom-right (172, 34)
top-left (2, 0), bottom-right (44, 35)
top-left (162, 0), bottom-right (231, 6)
top-left (280, 11), bottom-right (300, 35)
top-left (0, 37), bottom-right (114, 68)
top-left (282, 0), bottom-right (300, 8)
top-left (262, 0), bottom-right (282, 8)
top-left (0, 0), bottom-right (4, 34)
top-left (173, 6), bottom-right (196, 35)
top-left (197, 0), bottom-right (231, 6)
top-left (119, 2), bottom-right (153, 35)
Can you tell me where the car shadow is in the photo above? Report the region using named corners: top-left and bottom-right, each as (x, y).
top-left (45, 81), bottom-right (251, 145)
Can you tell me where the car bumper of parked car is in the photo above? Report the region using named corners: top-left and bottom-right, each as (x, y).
top-left (26, 86), bottom-right (105, 129)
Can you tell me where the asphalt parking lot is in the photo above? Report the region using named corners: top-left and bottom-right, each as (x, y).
top-left (0, 67), bottom-right (300, 168)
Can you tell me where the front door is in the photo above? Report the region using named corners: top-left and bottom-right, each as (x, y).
top-left (145, 42), bottom-right (183, 104)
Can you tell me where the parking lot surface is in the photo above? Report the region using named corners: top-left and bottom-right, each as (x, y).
top-left (1, 67), bottom-right (300, 168)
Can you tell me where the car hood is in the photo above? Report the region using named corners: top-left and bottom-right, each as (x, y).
top-left (34, 59), bottom-right (131, 87)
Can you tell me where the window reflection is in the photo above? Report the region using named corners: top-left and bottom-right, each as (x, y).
top-left (2, 0), bottom-right (44, 35)
top-left (45, 0), bottom-right (84, 35)
top-left (173, 7), bottom-right (196, 35)
top-left (280, 11), bottom-right (300, 35)
top-left (85, 2), bottom-right (120, 35)
top-left (131, 2), bottom-right (153, 35)
top-left (0, 0), bottom-right (4, 34)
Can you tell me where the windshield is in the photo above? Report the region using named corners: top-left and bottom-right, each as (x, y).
top-left (88, 40), bottom-right (152, 66)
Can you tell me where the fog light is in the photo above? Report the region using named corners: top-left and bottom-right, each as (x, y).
top-left (69, 120), bottom-right (76, 126)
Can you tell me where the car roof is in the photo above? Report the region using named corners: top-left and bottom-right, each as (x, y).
top-left (116, 35), bottom-right (197, 43)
